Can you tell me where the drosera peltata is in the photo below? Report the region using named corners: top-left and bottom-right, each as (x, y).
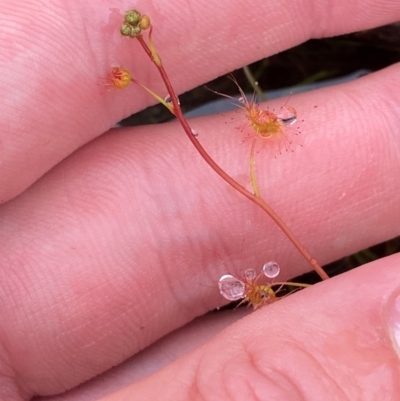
top-left (109, 9), bottom-right (329, 281)
top-left (218, 262), bottom-right (310, 310)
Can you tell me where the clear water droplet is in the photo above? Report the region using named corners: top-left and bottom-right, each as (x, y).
top-left (262, 261), bottom-right (280, 278)
top-left (244, 268), bottom-right (256, 281)
top-left (218, 274), bottom-right (245, 301)
top-left (238, 96), bottom-right (245, 104)
top-left (164, 94), bottom-right (180, 105)
top-left (191, 128), bottom-right (199, 137)
top-left (254, 81), bottom-right (259, 86)
top-left (277, 106), bottom-right (297, 126)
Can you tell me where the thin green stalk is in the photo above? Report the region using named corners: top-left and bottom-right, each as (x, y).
top-left (250, 137), bottom-right (261, 197)
top-left (273, 282), bottom-right (311, 288)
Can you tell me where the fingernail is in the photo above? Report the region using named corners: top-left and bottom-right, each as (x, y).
top-left (388, 294), bottom-right (400, 355)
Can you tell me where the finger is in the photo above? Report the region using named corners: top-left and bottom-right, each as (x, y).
top-left (1, 0), bottom-right (400, 201)
top-left (38, 309), bottom-right (251, 401)
top-left (77, 253), bottom-right (400, 401)
top-left (1, 63), bottom-right (400, 398)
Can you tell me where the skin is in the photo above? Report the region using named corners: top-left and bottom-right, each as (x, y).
top-left (0, 0), bottom-right (400, 400)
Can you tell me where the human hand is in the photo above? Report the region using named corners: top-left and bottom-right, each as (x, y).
top-left (1, 1), bottom-right (400, 400)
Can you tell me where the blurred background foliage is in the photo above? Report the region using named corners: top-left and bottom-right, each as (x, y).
top-left (120, 23), bottom-right (400, 283)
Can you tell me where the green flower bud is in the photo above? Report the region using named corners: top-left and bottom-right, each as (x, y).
top-left (120, 23), bottom-right (133, 36)
top-left (124, 10), bottom-right (141, 25)
top-left (139, 15), bottom-right (151, 30)
top-left (129, 25), bottom-right (142, 37)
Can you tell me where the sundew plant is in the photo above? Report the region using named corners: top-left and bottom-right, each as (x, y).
top-left (111, 9), bottom-right (330, 307)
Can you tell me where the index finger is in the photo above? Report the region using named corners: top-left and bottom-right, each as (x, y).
top-left (1, 0), bottom-right (399, 201)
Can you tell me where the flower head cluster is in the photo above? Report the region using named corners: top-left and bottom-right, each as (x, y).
top-left (120, 10), bottom-right (151, 38)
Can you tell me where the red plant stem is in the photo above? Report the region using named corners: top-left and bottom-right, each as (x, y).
top-left (136, 35), bottom-right (329, 281)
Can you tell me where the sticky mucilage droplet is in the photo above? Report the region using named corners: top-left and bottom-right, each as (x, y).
top-left (262, 261), bottom-right (280, 278)
top-left (218, 274), bottom-right (245, 301)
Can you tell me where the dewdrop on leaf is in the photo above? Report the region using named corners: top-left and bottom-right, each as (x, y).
top-left (218, 262), bottom-right (309, 310)
top-left (208, 76), bottom-right (302, 152)
top-left (262, 261), bottom-right (280, 278)
top-left (218, 263), bottom-right (280, 309)
top-left (277, 106), bottom-right (297, 126)
top-left (218, 274), bottom-right (246, 301)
